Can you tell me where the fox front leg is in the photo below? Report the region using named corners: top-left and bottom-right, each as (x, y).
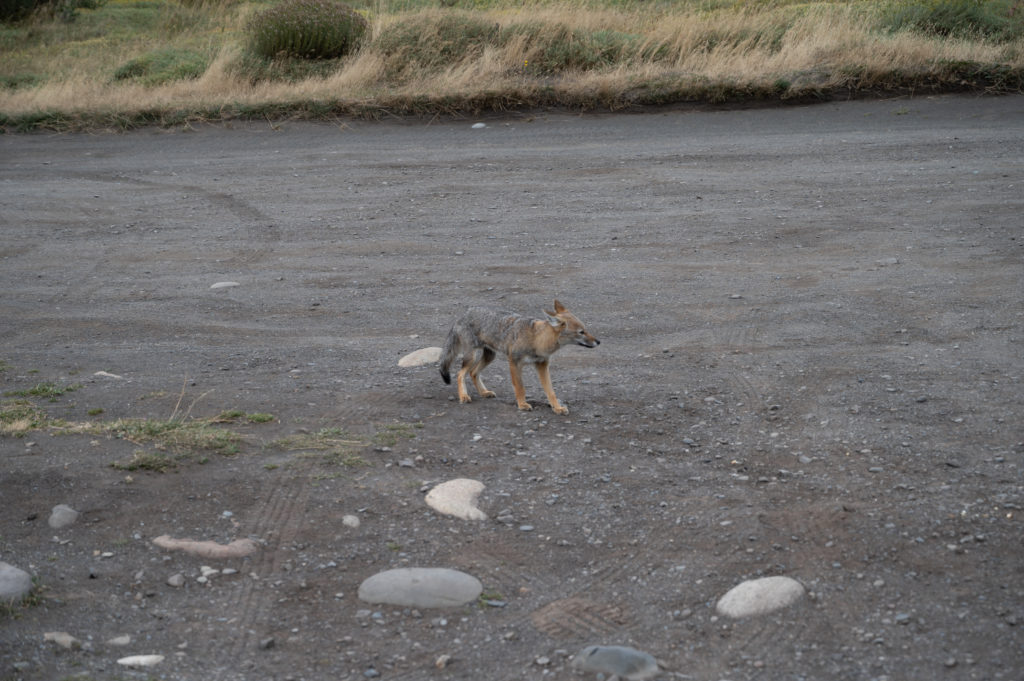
top-left (508, 361), bottom-right (532, 411)
top-left (536, 361), bottom-right (568, 415)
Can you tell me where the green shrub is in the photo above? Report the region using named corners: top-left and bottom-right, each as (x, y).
top-left (247, 0), bottom-right (367, 60)
top-left (113, 47), bottom-right (208, 85)
top-left (880, 0), bottom-right (1023, 41)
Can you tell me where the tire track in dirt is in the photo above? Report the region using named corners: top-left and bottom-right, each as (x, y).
top-left (204, 470), bottom-right (313, 681)
top-left (69, 171), bottom-right (282, 266)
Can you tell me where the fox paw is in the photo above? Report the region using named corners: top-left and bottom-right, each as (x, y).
top-left (480, 390), bottom-right (496, 399)
top-left (552, 404), bottom-right (569, 415)
top-left (517, 402), bottom-right (533, 412)
top-left (459, 394), bottom-right (472, 404)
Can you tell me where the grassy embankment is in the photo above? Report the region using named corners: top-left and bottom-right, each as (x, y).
top-left (1, 0), bottom-right (1022, 131)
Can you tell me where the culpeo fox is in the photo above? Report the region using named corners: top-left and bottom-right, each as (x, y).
top-left (439, 300), bottom-right (600, 415)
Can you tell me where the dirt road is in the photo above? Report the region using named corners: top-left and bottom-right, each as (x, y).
top-left (2, 94), bottom-right (1022, 681)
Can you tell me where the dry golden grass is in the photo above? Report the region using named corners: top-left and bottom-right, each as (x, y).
top-left (1, 0), bottom-right (1021, 129)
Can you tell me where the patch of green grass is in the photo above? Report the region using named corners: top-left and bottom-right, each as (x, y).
top-left (878, 0), bottom-right (1024, 40)
top-left (110, 449), bottom-right (177, 472)
top-left (272, 426), bottom-right (368, 465)
top-left (373, 422), bottom-right (421, 447)
top-left (216, 409), bottom-right (276, 424)
top-left (0, 399), bottom-right (50, 436)
top-left (112, 46), bottom-right (209, 86)
top-left (87, 407), bottom-right (104, 416)
top-left (4, 381), bottom-right (81, 400)
top-left (106, 417), bottom-right (242, 454)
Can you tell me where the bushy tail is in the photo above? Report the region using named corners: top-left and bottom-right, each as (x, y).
top-left (439, 328), bottom-right (457, 384)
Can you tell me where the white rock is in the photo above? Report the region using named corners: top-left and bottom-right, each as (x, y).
top-left (44, 632), bottom-right (82, 650)
top-left (152, 535), bottom-right (258, 559)
top-left (571, 645), bottom-right (659, 680)
top-left (107, 635), bottom-right (132, 646)
top-left (117, 655), bottom-right (165, 667)
top-left (358, 567), bottom-right (482, 608)
top-left (93, 370), bottom-right (124, 379)
top-left (425, 479), bottom-right (487, 521)
top-left (48, 504), bottom-right (80, 529)
top-left (342, 514), bottom-right (361, 528)
top-left (167, 573), bottom-right (185, 588)
top-left (716, 575), bottom-right (806, 618)
top-left (471, 122), bottom-right (487, 129)
top-left (0, 562), bottom-right (33, 602)
top-left (210, 281), bottom-right (240, 289)
top-left (398, 347), bottom-right (442, 367)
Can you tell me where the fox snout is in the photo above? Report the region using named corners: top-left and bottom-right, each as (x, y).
top-left (577, 335), bottom-right (600, 348)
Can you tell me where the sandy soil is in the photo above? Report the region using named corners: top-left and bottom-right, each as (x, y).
top-left (1, 94), bottom-right (1022, 681)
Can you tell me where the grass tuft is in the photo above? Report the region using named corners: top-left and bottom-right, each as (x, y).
top-left (0, 399), bottom-right (49, 436)
top-left (4, 382), bottom-right (81, 400)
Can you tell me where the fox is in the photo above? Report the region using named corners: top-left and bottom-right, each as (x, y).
top-left (439, 299), bottom-right (600, 415)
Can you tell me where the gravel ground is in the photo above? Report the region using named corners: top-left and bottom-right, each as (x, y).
top-left (1, 94), bottom-right (1022, 681)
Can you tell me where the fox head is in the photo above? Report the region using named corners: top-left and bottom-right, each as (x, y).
top-left (544, 299), bottom-right (600, 349)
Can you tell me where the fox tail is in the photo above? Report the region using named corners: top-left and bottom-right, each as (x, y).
top-left (439, 328), bottom-right (457, 384)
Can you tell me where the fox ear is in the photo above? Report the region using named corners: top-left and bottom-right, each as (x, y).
top-left (543, 311), bottom-right (563, 328)
top-left (553, 299), bottom-right (566, 313)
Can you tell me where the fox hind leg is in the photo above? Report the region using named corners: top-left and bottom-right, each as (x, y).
top-left (469, 348), bottom-right (497, 398)
top-left (455, 349), bottom-right (479, 403)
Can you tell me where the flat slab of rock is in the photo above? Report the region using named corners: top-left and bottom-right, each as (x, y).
top-left (716, 575), bottom-right (805, 618)
top-left (48, 504), bottom-right (80, 529)
top-left (0, 562), bottom-right (33, 603)
top-left (152, 535), bottom-right (258, 559)
top-left (425, 479), bottom-right (487, 520)
top-left (571, 645), bottom-right (659, 680)
top-left (358, 567), bottom-right (481, 608)
top-left (398, 346), bottom-right (442, 367)
top-left (117, 655), bottom-right (165, 667)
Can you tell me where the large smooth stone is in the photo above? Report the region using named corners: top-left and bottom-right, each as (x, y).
top-left (425, 479), bottom-right (487, 520)
top-left (716, 575), bottom-right (806, 618)
top-left (0, 562), bottom-right (33, 603)
top-left (398, 347), bottom-right (442, 367)
top-left (48, 504), bottom-right (80, 529)
top-left (571, 645), bottom-right (659, 680)
top-left (358, 567), bottom-right (481, 608)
